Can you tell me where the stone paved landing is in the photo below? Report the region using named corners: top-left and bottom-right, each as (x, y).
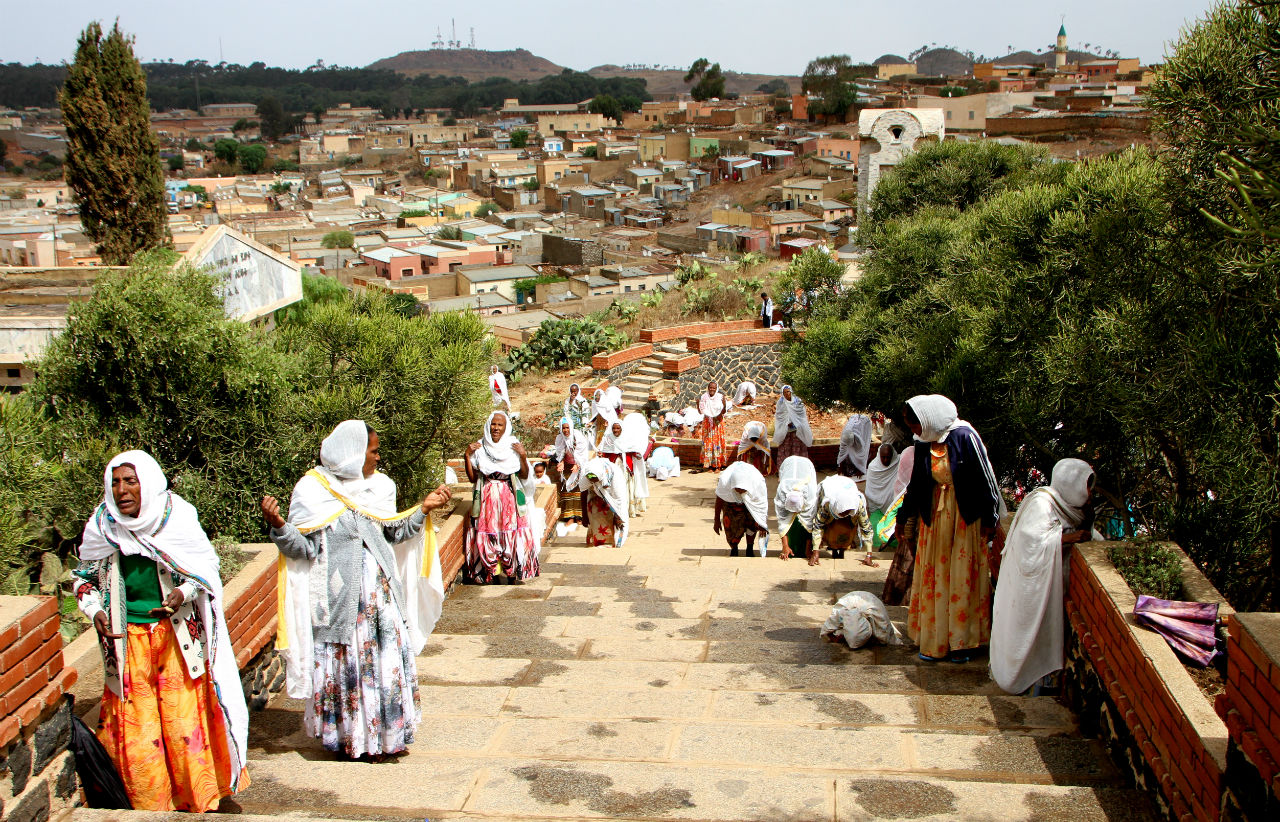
top-left (75, 469), bottom-right (1157, 822)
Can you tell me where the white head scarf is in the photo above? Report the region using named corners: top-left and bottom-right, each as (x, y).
top-left (699, 384), bottom-right (725, 418)
top-left (604, 385), bottom-right (623, 413)
top-left (555, 416), bottom-right (590, 460)
top-left (618, 412), bottom-right (650, 454)
top-left (733, 381), bottom-right (758, 406)
top-left (716, 461), bottom-right (769, 530)
top-left (865, 444), bottom-right (902, 513)
top-left (564, 383), bottom-right (589, 417)
top-left (905, 394), bottom-right (964, 443)
top-left (664, 411), bottom-right (685, 428)
top-left (78, 451), bottom-right (249, 788)
top-left (474, 410), bottom-right (523, 476)
top-left (681, 406), bottom-right (704, 428)
top-left (320, 419), bottom-right (369, 480)
top-left (773, 455), bottom-right (818, 537)
top-left (490, 365), bottom-right (508, 400)
top-left (818, 475), bottom-right (864, 522)
top-left (285, 420), bottom-right (376, 530)
top-left (583, 456), bottom-right (629, 528)
top-left (837, 414), bottom-right (872, 477)
top-left (592, 389), bottom-right (619, 425)
top-left (598, 419), bottom-right (626, 454)
top-left (991, 458), bottom-right (1094, 694)
top-left (739, 420), bottom-right (770, 456)
top-left (772, 385), bottom-right (813, 447)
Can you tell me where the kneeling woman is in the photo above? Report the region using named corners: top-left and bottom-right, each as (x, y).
top-left (714, 462), bottom-right (770, 556)
top-left (581, 457), bottom-right (630, 547)
top-left (813, 475), bottom-right (874, 567)
top-left (464, 410), bottom-right (540, 584)
top-left (75, 451), bottom-right (249, 810)
top-left (263, 421), bottom-right (452, 759)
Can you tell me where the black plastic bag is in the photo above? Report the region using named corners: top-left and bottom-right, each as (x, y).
top-left (67, 697), bottom-right (132, 809)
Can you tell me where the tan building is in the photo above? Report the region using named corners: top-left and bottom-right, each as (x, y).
top-left (409, 124), bottom-right (475, 145)
top-left (535, 113), bottom-right (613, 137)
top-left (913, 92), bottom-right (1040, 132)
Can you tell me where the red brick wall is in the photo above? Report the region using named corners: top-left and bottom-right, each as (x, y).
top-left (0, 596), bottom-right (77, 750)
top-left (1217, 614), bottom-right (1280, 811)
top-left (591, 344), bottom-right (653, 370)
top-left (226, 561), bottom-right (278, 669)
top-left (662, 354), bottom-right (701, 375)
top-left (687, 329), bottom-right (784, 353)
top-left (639, 319), bottom-right (758, 344)
top-left (1065, 548), bottom-right (1224, 821)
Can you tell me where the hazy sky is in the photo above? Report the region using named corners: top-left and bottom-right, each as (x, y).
top-left (8, 0), bottom-right (1218, 75)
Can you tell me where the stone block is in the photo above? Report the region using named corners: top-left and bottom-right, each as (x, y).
top-left (5, 778), bottom-right (49, 822)
top-left (54, 751), bottom-right (76, 799)
top-left (30, 701), bottom-right (69, 773)
top-left (7, 735), bottom-right (32, 795)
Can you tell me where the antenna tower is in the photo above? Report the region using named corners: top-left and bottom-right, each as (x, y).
top-left (432, 28), bottom-right (445, 49)
top-left (469, 27), bottom-right (476, 49)
top-left (450, 19), bottom-right (459, 49)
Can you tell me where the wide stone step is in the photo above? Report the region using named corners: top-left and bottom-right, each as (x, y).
top-left (633, 365), bottom-right (665, 377)
top-left (624, 373), bottom-right (662, 386)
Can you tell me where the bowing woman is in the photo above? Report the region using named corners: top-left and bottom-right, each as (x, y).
top-left (581, 456), bottom-right (630, 547)
top-left (697, 380), bottom-right (728, 470)
top-left (75, 451), bottom-right (249, 811)
top-left (590, 388), bottom-right (618, 449)
top-left (464, 410), bottom-right (540, 584)
top-left (813, 474), bottom-right (875, 567)
top-left (772, 385), bottom-right (813, 464)
top-left (736, 420), bottom-right (773, 476)
top-left (774, 455), bottom-right (820, 562)
top-left (898, 394), bottom-right (1002, 663)
top-left (714, 462), bottom-right (770, 557)
top-left (263, 421), bottom-right (452, 760)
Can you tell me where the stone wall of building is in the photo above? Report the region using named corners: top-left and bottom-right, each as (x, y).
top-left (543, 235), bottom-right (603, 267)
top-left (672, 342), bottom-right (783, 408)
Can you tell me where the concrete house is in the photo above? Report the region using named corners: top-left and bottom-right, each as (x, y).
top-left (565, 187), bottom-right (617, 219)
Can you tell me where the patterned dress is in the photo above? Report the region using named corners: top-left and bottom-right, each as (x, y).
top-left (907, 445), bottom-right (992, 658)
top-left (308, 553), bottom-right (419, 757)
top-left (585, 491), bottom-right (619, 546)
top-left (464, 473), bottom-right (539, 583)
top-left (737, 448), bottom-right (772, 477)
top-left (700, 417), bottom-right (727, 469)
top-left (776, 430), bottom-right (810, 464)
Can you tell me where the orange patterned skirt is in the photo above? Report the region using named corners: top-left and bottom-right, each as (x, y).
top-left (98, 621), bottom-right (246, 812)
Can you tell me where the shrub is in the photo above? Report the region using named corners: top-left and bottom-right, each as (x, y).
top-left (505, 318), bottom-right (627, 380)
top-left (1108, 541), bottom-right (1185, 601)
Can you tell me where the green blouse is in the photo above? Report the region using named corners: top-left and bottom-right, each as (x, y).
top-left (120, 552), bottom-right (164, 623)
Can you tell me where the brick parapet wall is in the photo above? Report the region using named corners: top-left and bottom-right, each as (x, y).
top-left (591, 344), bottom-right (653, 371)
top-left (1, 595), bottom-right (79, 822)
top-left (640, 320), bottom-right (757, 344)
top-left (1063, 543), bottom-right (1231, 821)
top-left (1216, 613), bottom-right (1280, 821)
top-left (687, 328), bottom-right (784, 353)
top-left (662, 355), bottom-right (701, 375)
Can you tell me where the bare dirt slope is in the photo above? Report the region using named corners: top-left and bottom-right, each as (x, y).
top-left (587, 65), bottom-right (802, 98)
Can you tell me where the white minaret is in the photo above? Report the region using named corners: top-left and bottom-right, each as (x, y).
top-left (1055, 21), bottom-right (1068, 69)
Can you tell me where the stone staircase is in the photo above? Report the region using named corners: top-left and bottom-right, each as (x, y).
top-left (72, 469), bottom-right (1157, 822)
top-left (617, 344), bottom-right (688, 409)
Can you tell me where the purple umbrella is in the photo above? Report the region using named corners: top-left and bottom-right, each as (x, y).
top-left (1133, 595), bottom-right (1219, 667)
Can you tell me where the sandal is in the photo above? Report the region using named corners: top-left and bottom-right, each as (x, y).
top-left (860, 555), bottom-right (877, 567)
top-left (918, 652), bottom-right (944, 663)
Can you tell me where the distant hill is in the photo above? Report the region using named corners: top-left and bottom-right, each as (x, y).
top-left (587, 65), bottom-right (802, 98)
top-left (367, 48), bottom-right (565, 82)
top-left (915, 48), bottom-right (975, 77)
top-left (992, 49), bottom-right (1104, 67)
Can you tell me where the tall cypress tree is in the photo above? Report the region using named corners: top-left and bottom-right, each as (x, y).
top-left (60, 22), bottom-right (169, 265)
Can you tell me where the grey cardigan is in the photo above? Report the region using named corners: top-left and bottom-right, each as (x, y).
top-left (270, 509), bottom-right (425, 645)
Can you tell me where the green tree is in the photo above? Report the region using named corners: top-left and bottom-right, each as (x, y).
top-left (232, 118), bottom-right (253, 134)
top-left (684, 58), bottom-right (725, 101)
top-left (756, 79), bottom-right (790, 96)
top-left (256, 94), bottom-right (289, 141)
top-left (167, 153), bottom-right (184, 172)
top-left (589, 93), bottom-right (621, 121)
top-left (802, 55), bottom-right (861, 118)
top-left (311, 104), bottom-right (324, 125)
top-left (509, 128), bottom-right (529, 149)
top-left (185, 137), bottom-right (202, 151)
top-left (435, 224), bottom-right (463, 240)
top-left (214, 138), bottom-right (239, 164)
top-left (59, 21), bottom-right (168, 265)
top-left (236, 142), bottom-right (268, 173)
top-left (476, 202), bottom-right (499, 217)
top-left (320, 230), bottom-right (355, 249)
top-left (580, 145), bottom-right (598, 158)
top-left (0, 397), bottom-right (60, 593)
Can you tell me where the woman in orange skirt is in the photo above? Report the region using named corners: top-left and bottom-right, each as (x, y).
top-left (697, 381), bottom-right (728, 470)
top-left (74, 451), bottom-right (249, 811)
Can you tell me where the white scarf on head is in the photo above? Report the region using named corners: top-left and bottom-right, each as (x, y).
top-left (555, 417), bottom-right (591, 484)
top-left (489, 367), bottom-right (508, 401)
top-left (773, 455), bottom-right (818, 538)
top-left (604, 385), bottom-right (623, 413)
top-left (699, 389), bottom-right (725, 418)
top-left (716, 461), bottom-right (769, 531)
top-left (564, 384), bottom-right (590, 418)
top-left (739, 420), bottom-right (770, 457)
top-left (681, 406), bottom-right (703, 428)
top-left (818, 475), bottom-right (864, 521)
top-left (991, 458), bottom-right (1094, 694)
top-left (905, 394), bottom-right (1005, 518)
top-left (583, 456), bottom-right (630, 536)
top-left (78, 450), bottom-right (248, 791)
top-left (619, 412), bottom-right (650, 504)
top-left (598, 422), bottom-right (625, 455)
top-left (591, 389), bottom-right (619, 426)
top-left (474, 411), bottom-right (524, 476)
top-left (838, 414), bottom-right (872, 476)
top-left (278, 420), bottom-right (444, 697)
top-left (733, 381), bottom-right (758, 407)
top-left (865, 446), bottom-right (901, 513)
top-left (772, 386), bottom-right (813, 447)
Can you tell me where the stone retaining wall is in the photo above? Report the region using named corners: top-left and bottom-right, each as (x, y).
top-left (1, 596), bottom-right (79, 822)
top-left (672, 342), bottom-right (784, 408)
top-left (1062, 542), bottom-right (1232, 821)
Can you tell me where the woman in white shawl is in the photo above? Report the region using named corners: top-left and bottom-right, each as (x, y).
top-left (463, 410), bottom-right (538, 584)
top-left (733, 380), bottom-right (759, 408)
top-left (563, 383), bottom-right (592, 437)
top-left (553, 417), bottom-right (591, 520)
top-left (837, 414), bottom-right (873, 481)
top-left (735, 419), bottom-right (773, 476)
top-left (617, 412), bottom-right (651, 516)
top-left (262, 421), bottom-right (451, 760)
top-left (714, 461), bottom-right (769, 557)
top-left (773, 385), bottom-right (813, 464)
top-left (865, 443), bottom-right (907, 550)
top-left (581, 456), bottom-right (629, 547)
top-left (697, 380), bottom-right (728, 470)
top-left (590, 388), bottom-right (618, 448)
top-left (990, 459), bottom-right (1094, 695)
top-left (605, 384), bottom-right (624, 419)
top-left (489, 365), bottom-right (511, 412)
top-left (74, 451), bottom-right (250, 810)
top-left (647, 446), bottom-right (681, 481)
top-left (773, 455), bottom-right (819, 562)
top-left (813, 475), bottom-right (874, 567)
top-left (597, 419), bottom-right (634, 515)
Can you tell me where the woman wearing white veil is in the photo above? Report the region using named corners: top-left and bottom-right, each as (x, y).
top-left (604, 384), bottom-right (624, 419)
top-left (837, 414), bottom-right (873, 481)
top-left (773, 455), bottom-right (819, 561)
top-left (772, 385), bottom-right (813, 464)
top-left (75, 451), bottom-right (250, 809)
top-left (697, 381), bottom-right (728, 470)
top-left (813, 475), bottom-right (874, 567)
top-left (990, 459), bottom-right (1094, 694)
top-left (590, 388), bottom-right (619, 448)
top-left (489, 365), bottom-right (511, 412)
top-left (263, 421), bottom-right (452, 760)
top-left (581, 456), bottom-right (630, 547)
top-left (463, 410), bottom-right (539, 584)
top-left (736, 420), bottom-right (772, 476)
top-left (714, 462), bottom-right (770, 557)
top-left (553, 416), bottom-right (591, 520)
top-left (617, 412), bottom-right (652, 516)
top-left (732, 380), bottom-right (758, 408)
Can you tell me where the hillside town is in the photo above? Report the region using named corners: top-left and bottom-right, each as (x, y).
top-left (2, 4), bottom-right (1280, 822)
